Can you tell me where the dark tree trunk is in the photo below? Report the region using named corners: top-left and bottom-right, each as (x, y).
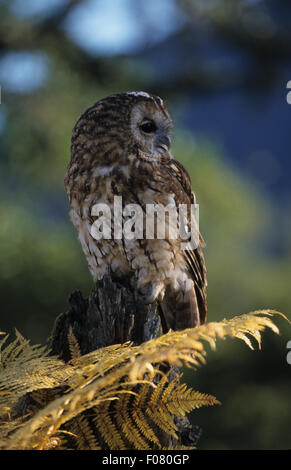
top-left (48, 270), bottom-right (202, 448)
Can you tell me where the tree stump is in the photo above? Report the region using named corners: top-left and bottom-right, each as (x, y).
top-left (49, 272), bottom-right (162, 361)
top-left (48, 270), bottom-right (202, 448)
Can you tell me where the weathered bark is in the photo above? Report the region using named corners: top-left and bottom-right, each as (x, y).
top-left (48, 271), bottom-right (202, 448)
top-left (49, 272), bottom-right (162, 361)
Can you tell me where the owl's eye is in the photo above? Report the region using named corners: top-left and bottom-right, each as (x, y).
top-left (140, 120), bottom-right (157, 134)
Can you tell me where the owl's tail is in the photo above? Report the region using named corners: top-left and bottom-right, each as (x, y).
top-left (159, 284), bottom-right (207, 332)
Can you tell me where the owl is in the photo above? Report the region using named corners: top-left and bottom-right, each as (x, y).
top-left (65, 91), bottom-right (207, 331)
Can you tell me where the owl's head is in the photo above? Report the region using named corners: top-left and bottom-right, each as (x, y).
top-left (70, 91), bottom-right (173, 167)
top-left (126, 91), bottom-right (172, 159)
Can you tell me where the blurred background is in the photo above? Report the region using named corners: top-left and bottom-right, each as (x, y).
top-left (0, 0), bottom-right (290, 449)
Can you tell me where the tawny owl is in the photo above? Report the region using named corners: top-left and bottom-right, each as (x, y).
top-left (65, 91), bottom-right (207, 331)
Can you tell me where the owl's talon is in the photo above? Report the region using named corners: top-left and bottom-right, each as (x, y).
top-left (138, 282), bottom-right (164, 304)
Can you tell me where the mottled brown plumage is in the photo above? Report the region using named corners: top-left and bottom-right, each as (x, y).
top-left (65, 91), bottom-right (207, 331)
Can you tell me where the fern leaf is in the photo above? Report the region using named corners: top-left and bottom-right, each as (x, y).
top-left (67, 326), bottom-right (82, 359)
top-left (131, 384), bottom-right (161, 447)
top-left (167, 386), bottom-right (220, 417)
top-left (114, 393), bottom-right (151, 449)
top-left (0, 310), bottom-right (286, 450)
top-left (146, 376), bottom-right (178, 438)
top-left (93, 401), bottom-right (127, 450)
top-left (146, 404), bottom-right (178, 439)
top-left (66, 415), bottom-right (101, 450)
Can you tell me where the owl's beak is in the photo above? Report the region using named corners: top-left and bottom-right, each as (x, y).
top-left (156, 134), bottom-right (171, 152)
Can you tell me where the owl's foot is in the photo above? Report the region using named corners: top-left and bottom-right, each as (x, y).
top-left (138, 282), bottom-right (164, 305)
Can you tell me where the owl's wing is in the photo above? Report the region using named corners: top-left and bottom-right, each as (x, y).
top-left (164, 158), bottom-right (207, 326)
top-left (183, 234), bottom-right (207, 324)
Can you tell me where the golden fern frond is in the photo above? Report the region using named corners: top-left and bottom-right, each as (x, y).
top-left (64, 414), bottom-right (101, 450)
top-left (128, 310), bottom-right (287, 381)
top-left (114, 391), bottom-right (152, 450)
top-left (165, 377), bottom-right (220, 418)
top-left (0, 336), bottom-right (67, 424)
top-left (67, 326), bottom-right (82, 359)
top-left (0, 309), bottom-right (286, 450)
top-left (0, 352), bottom-right (70, 412)
top-left (0, 334), bottom-right (49, 370)
top-left (67, 374), bottom-right (217, 450)
top-left (131, 383), bottom-right (161, 447)
top-left (93, 400), bottom-right (127, 450)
